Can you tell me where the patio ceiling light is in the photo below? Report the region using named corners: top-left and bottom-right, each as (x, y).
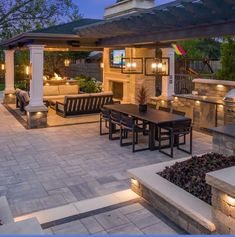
top-left (121, 57), bottom-right (143, 74)
top-left (145, 57), bottom-right (169, 76)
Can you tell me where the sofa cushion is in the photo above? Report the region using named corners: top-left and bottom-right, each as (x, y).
top-left (89, 91), bottom-right (113, 97)
top-left (59, 85), bottom-right (79, 95)
top-left (43, 85), bottom-right (59, 96)
top-left (43, 95), bottom-right (66, 101)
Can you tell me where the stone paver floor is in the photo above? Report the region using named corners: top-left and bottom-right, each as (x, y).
top-left (44, 200), bottom-right (185, 234)
top-left (0, 101), bottom-right (212, 217)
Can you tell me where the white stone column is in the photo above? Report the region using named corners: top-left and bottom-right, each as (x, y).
top-left (25, 45), bottom-right (47, 129)
top-left (4, 50), bottom-right (15, 100)
top-left (27, 45), bottom-right (46, 108)
top-left (161, 47), bottom-right (175, 98)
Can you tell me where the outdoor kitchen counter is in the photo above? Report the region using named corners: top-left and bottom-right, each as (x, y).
top-left (171, 94), bottom-right (225, 130)
top-left (209, 125), bottom-right (235, 156)
top-left (173, 94), bottom-right (224, 105)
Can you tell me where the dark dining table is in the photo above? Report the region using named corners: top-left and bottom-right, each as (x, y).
top-left (104, 103), bottom-right (190, 151)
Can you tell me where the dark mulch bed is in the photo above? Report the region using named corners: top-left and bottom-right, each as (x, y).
top-left (158, 153), bottom-right (235, 205)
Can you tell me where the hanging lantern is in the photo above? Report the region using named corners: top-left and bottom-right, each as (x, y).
top-left (145, 57), bottom-right (169, 76)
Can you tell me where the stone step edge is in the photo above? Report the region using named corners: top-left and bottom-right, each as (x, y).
top-left (14, 189), bottom-right (139, 225)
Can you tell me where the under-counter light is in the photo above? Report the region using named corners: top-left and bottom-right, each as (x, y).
top-left (218, 104), bottom-right (224, 109)
top-left (195, 100), bottom-right (200, 105)
top-left (131, 178), bottom-right (139, 186)
top-left (226, 195), bottom-right (235, 206)
top-left (217, 84), bottom-right (224, 88)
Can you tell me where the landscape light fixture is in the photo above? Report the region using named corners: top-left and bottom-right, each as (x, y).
top-left (64, 59), bottom-right (71, 67)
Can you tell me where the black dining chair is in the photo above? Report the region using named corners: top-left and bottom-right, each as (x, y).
top-left (172, 109), bottom-right (186, 116)
top-left (109, 110), bottom-right (122, 140)
top-left (159, 106), bottom-right (171, 113)
top-left (120, 114), bottom-right (149, 152)
top-left (100, 108), bottom-right (110, 136)
top-left (172, 109), bottom-right (186, 144)
top-left (158, 119), bottom-right (192, 158)
top-left (155, 106), bottom-right (171, 141)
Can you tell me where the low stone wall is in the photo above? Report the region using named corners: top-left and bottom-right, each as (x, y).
top-left (128, 160), bottom-right (215, 235)
top-left (206, 166), bottom-right (235, 234)
top-left (131, 182), bottom-right (212, 234)
top-left (193, 79), bottom-right (235, 97)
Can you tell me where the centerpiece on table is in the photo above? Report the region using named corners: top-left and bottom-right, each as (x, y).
top-left (136, 85), bottom-right (148, 112)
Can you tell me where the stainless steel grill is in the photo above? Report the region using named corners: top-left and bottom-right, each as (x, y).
top-left (224, 89), bottom-right (235, 125)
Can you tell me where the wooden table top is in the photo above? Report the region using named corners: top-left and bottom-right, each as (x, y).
top-left (104, 104), bottom-right (189, 125)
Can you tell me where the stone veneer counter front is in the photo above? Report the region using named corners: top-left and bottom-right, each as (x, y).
top-left (210, 125), bottom-right (235, 156)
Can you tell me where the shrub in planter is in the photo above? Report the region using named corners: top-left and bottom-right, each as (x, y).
top-left (74, 75), bottom-right (102, 93)
top-left (158, 153), bottom-right (235, 204)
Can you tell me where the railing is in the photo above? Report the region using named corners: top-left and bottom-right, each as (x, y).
top-left (175, 74), bottom-right (195, 94)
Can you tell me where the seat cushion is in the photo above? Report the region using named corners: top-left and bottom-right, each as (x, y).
top-left (59, 85), bottom-right (79, 95)
top-left (43, 95), bottom-right (66, 101)
top-left (43, 85), bottom-right (59, 96)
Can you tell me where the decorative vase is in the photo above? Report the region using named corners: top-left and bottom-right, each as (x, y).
top-left (139, 104), bottom-right (147, 112)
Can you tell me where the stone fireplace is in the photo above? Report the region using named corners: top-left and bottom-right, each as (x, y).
top-left (111, 81), bottom-right (124, 100)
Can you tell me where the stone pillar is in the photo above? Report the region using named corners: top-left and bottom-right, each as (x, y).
top-left (3, 50), bottom-right (15, 104)
top-left (161, 47), bottom-right (175, 99)
top-left (206, 167), bottom-right (235, 234)
top-left (25, 45), bottom-right (48, 129)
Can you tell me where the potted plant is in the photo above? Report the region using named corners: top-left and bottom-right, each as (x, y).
top-left (136, 85), bottom-right (148, 112)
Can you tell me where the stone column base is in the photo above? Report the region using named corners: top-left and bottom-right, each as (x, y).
top-left (25, 105), bottom-right (48, 129)
top-left (3, 92), bottom-right (16, 104)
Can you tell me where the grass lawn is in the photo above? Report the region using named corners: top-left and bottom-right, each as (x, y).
top-left (0, 83), bottom-right (4, 91)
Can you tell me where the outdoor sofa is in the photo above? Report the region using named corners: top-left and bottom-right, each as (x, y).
top-left (54, 91), bottom-right (114, 117)
top-left (15, 84), bottom-right (80, 111)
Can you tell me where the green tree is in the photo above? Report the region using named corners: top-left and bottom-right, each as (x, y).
top-left (178, 38), bottom-right (221, 59)
top-left (0, 0), bottom-right (81, 40)
top-left (217, 37), bottom-right (235, 80)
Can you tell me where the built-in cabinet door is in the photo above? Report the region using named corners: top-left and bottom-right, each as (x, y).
top-left (199, 102), bottom-right (216, 129)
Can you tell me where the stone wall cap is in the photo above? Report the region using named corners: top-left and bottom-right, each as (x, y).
top-left (209, 125), bottom-right (235, 139)
top-left (206, 166), bottom-right (235, 197)
top-left (193, 78), bottom-right (235, 87)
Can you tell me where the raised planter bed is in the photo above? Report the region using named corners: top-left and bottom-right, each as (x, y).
top-left (128, 157), bottom-right (216, 234)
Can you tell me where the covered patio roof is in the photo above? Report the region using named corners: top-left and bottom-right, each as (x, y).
top-left (75, 0), bottom-right (235, 46)
top-left (0, 18), bottom-right (102, 51)
top-left (0, 0), bottom-right (235, 50)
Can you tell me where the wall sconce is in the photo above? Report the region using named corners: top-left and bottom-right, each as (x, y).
top-left (1, 63), bottom-right (5, 71)
top-left (145, 57), bottom-right (169, 76)
top-left (64, 59), bottom-right (71, 67)
top-left (25, 65), bottom-right (32, 80)
top-left (121, 58), bottom-right (143, 74)
top-left (100, 62), bottom-right (104, 69)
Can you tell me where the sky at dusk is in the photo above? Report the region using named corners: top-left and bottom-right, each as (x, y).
top-left (74, 0), bottom-right (174, 19)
